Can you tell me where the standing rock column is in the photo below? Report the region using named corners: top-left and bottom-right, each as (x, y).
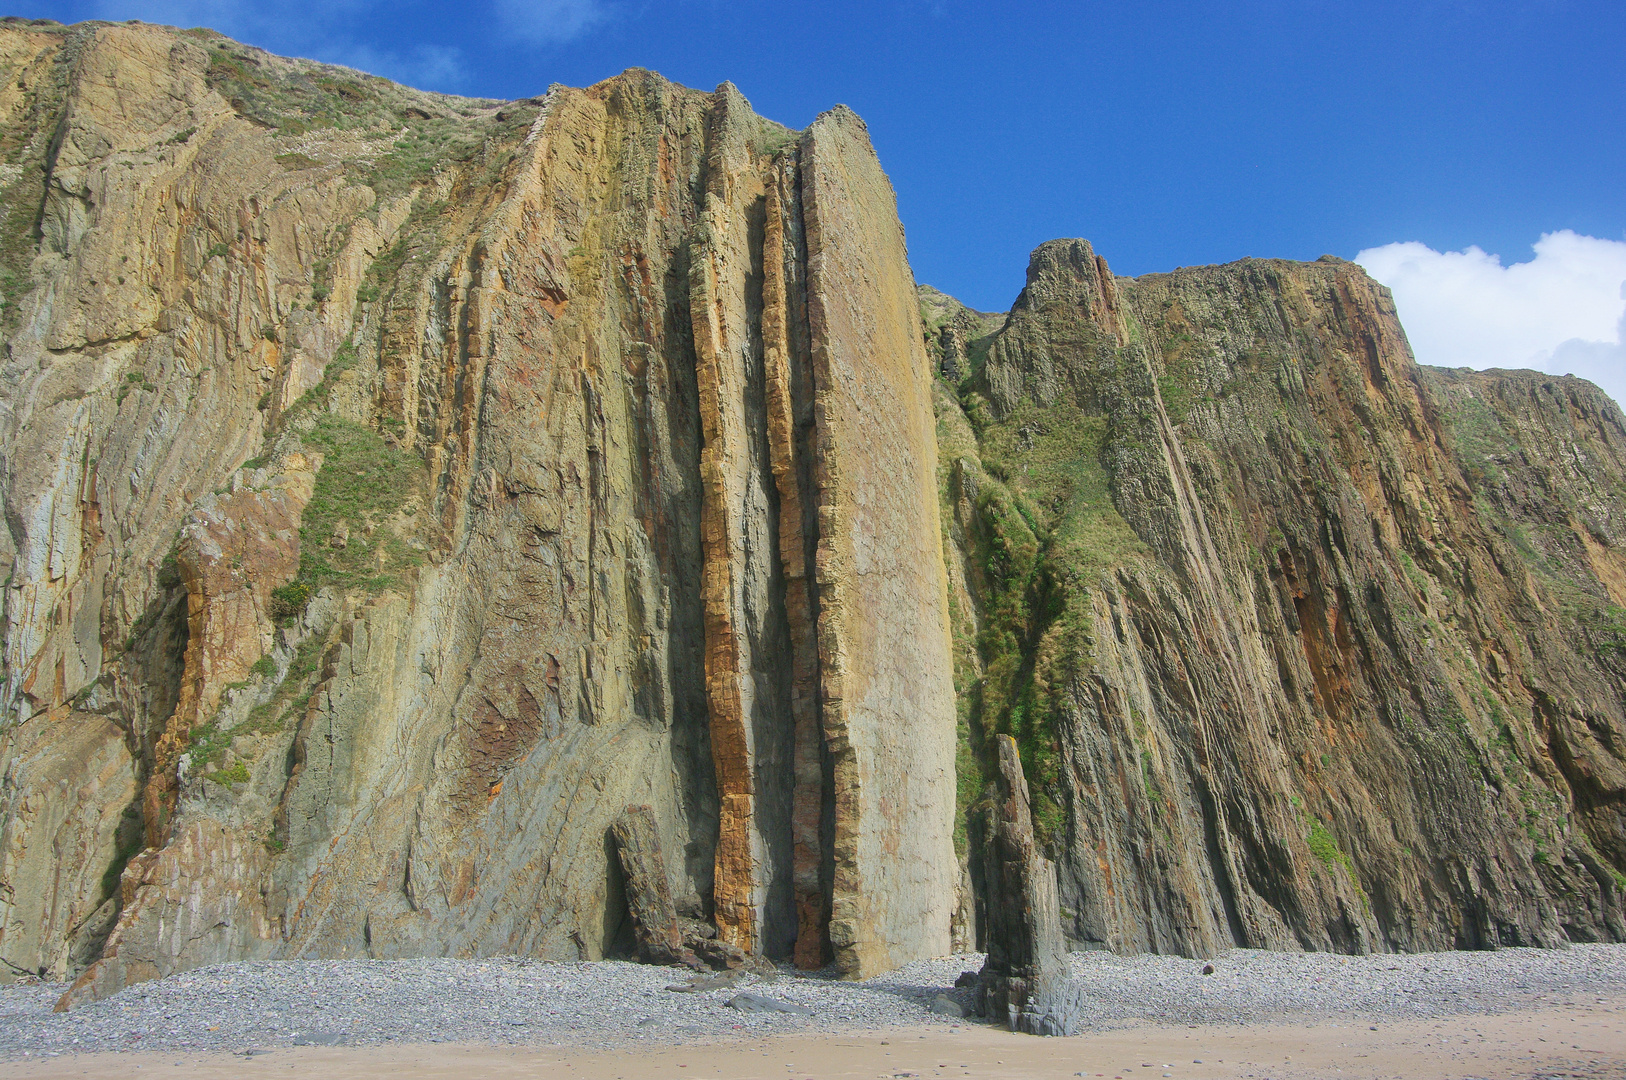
top-left (610, 806), bottom-right (686, 966)
top-left (978, 735), bottom-right (1079, 1035)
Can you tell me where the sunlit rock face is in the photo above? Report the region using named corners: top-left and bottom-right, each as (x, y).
top-left (0, 21), bottom-right (955, 1002)
top-left (933, 242), bottom-right (1626, 960)
top-left (4, 17), bottom-right (1625, 1010)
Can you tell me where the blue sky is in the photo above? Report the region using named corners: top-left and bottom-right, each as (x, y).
top-left (14, 0), bottom-right (1626, 397)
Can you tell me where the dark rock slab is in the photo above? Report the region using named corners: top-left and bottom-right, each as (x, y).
top-left (977, 734), bottom-right (1079, 1036)
top-left (610, 805), bottom-right (687, 965)
top-left (724, 993), bottom-right (812, 1015)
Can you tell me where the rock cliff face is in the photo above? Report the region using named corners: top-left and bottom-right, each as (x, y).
top-left (0, 20), bottom-right (955, 997)
top-left (935, 242), bottom-right (1626, 960)
top-left (2, 18), bottom-right (1624, 1006)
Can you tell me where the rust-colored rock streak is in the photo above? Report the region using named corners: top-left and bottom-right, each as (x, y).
top-left (143, 461), bottom-right (315, 843)
top-left (0, 25), bottom-right (955, 1001)
top-left (690, 85), bottom-right (770, 954)
top-left (691, 201), bottom-right (755, 953)
top-left (801, 108), bottom-right (958, 976)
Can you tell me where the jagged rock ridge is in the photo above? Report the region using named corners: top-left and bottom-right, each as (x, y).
top-left (933, 241), bottom-right (1626, 961)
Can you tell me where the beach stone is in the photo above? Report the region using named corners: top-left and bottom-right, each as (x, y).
top-left (955, 970), bottom-right (978, 988)
top-left (724, 993), bottom-right (812, 1016)
top-left (929, 994), bottom-right (964, 1017)
top-left (666, 969), bottom-right (745, 993)
top-left (692, 937), bottom-right (748, 971)
top-left (292, 1032), bottom-right (348, 1046)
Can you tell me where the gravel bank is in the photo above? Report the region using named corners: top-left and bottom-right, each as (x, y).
top-left (4, 944), bottom-right (1625, 1061)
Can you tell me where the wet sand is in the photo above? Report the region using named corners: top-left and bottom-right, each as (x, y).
top-left (10, 1000), bottom-right (1624, 1080)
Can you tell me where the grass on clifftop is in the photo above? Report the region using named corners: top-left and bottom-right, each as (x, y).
top-left (198, 32), bottom-right (537, 201)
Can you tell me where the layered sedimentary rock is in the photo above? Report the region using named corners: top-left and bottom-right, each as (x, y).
top-left (609, 805), bottom-right (687, 966)
top-left (5, 15), bottom-right (1626, 1011)
top-left (801, 108), bottom-right (958, 976)
top-left (976, 734), bottom-right (1076, 1035)
top-left (938, 241), bottom-right (1626, 961)
top-left (0, 20), bottom-right (955, 999)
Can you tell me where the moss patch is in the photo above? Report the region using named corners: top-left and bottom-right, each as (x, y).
top-left (290, 414), bottom-right (424, 599)
top-left (204, 760), bottom-right (250, 787)
top-left (952, 388), bottom-right (1148, 853)
top-left (1307, 817), bottom-right (1353, 873)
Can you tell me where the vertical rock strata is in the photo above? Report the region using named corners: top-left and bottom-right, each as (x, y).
top-left (802, 109), bottom-right (958, 974)
top-left (977, 735), bottom-right (1076, 1035)
top-left (0, 21), bottom-right (956, 998)
top-left (762, 159), bottom-right (830, 970)
top-left (609, 805), bottom-right (686, 966)
top-left (942, 242), bottom-right (1626, 961)
top-left (5, 17), bottom-right (1626, 1006)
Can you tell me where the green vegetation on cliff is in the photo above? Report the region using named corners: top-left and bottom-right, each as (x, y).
top-left (941, 352), bottom-right (1148, 852)
top-left (280, 414), bottom-right (423, 607)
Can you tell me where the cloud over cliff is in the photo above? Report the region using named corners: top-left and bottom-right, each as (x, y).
top-left (1356, 231), bottom-right (1626, 408)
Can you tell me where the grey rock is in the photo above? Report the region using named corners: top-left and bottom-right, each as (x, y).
top-left (609, 806), bottom-right (686, 966)
top-left (724, 993), bottom-right (812, 1016)
top-left (977, 735), bottom-right (1079, 1036)
top-left (666, 969), bottom-right (744, 993)
top-left (291, 1031), bottom-right (348, 1046)
top-left (928, 994), bottom-right (964, 1017)
top-left (691, 938), bottom-right (748, 972)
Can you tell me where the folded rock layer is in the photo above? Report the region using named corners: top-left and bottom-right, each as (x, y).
top-left (1, 19), bottom-right (1623, 1008)
top-left (933, 242), bottom-right (1626, 961)
top-left (0, 21), bottom-right (954, 999)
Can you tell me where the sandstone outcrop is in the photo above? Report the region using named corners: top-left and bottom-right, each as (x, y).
top-left (940, 242), bottom-right (1626, 960)
top-left (976, 734), bottom-right (1076, 1035)
top-left (3, 16), bottom-right (1625, 1009)
top-left (0, 20), bottom-right (956, 1000)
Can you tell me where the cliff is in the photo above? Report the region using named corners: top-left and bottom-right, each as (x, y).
top-left (934, 242), bottom-right (1626, 957)
top-left (0, 20), bottom-right (955, 998)
top-left (2, 18), bottom-right (1623, 1005)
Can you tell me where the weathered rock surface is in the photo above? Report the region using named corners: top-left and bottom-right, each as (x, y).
top-left (609, 805), bottom-right (687, 966)
top-left (940, 241), bottom-right (1626, 961)
top-left (976, 734), bottom-right (1077, 1035)
top-left (801, 106), bottom-right (958, 977)
top-left (0, 20), bottom-right (956, 1001)
top-left (4, 15), bottom-right (1626, 1010)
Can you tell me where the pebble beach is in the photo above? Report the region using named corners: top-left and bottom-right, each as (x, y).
top-left (5, 944), bottom-right (1626, 1062)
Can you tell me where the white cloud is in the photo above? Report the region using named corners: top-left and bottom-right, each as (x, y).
top-left (492, 0), bottom-right (610, 45)
top-left (1356, 231), bottom-right (1626, 408)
